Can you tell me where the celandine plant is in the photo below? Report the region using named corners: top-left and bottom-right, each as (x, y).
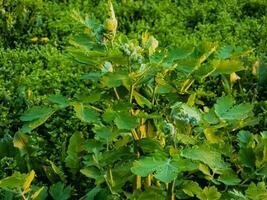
top-left (1, 1), bottom-right (266, 200)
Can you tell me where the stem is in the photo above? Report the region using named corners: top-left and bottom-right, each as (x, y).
top-left (166, 180), bottom-right (175, 200)
top-left (113, 87), bottom-right (120, 100)
top-left (146, 175), bottom-right (152, 187)
top-left (129, 84), bottom-right (135, 103)
top-left (136, 175), bottom-right (142, 190)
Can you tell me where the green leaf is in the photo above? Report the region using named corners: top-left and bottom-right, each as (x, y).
top-left (237, 130), bottom-right (253, 148)
top-left (80, 167), bottom-right (101, 179)
top-left (80, 72), bottom-right (103, 81)
top-left (50, 161), bottom-right (67, 183)
top-left (93, 126), bottom-right (113, 141)
top-left (20, 106), bottom-right (54, 122)
top-left (83, 186), bottom-right (102, 200)
top-left (217, 170), bottom-right (241, 186)
top-left (212, 59), bottom-right (245, 75)
top-left (182, 180), bottom-right (202, 197)
top-left (0, 172), bottom-right (27, 189)
top-left (196, 186), bottom-right (221, 200)
top-left (48, 95), bottom-right (69, 108)
top-left (181, 145), bottom-right (230, 172)
top-left (114, 112), bottom-right (139, 130)
top-left (131, 156), bottom-right (179, 183)
top-left (49, 182), bottom-right (72, 200)
top-left (133, 91), bottom-right (152, 109)
top-left (131, 154), bottom-right (196, 183)
top-left (216, 45), bottom-right (234, 59)
top-left (72, 102), bottom-right (100, 123)
top-left (65, 132), bottom-right (84, 174)
top-left (214, 96), bottom-right (253, 121)
top-left (239, 148), bottom-right (255, 168)
top-left (20, 106), bottom-right (55, 132)
top-left (245, 182), bottom-right (267, 200)
top-left (135, 187), bottom-right (165, 200)
top-left (166, 47), bottom-right (194, 62)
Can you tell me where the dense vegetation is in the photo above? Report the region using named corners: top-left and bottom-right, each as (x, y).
top-left (0, 0), bottom-right (266, 199)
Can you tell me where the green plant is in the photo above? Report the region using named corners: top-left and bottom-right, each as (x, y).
top-left (2, 2), bottom-right (265, 199)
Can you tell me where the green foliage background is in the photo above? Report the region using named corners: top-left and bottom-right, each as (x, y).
top-left (0, 0), bottom-right (267, 199)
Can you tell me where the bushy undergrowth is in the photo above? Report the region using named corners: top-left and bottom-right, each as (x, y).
top-left (0, 0), bottom-right (266, 199)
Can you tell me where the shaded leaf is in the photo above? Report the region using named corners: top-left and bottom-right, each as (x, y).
top-left (49, 182), bottom-right (72, 200)
top-left (65, 132), bottom-right (84, 174)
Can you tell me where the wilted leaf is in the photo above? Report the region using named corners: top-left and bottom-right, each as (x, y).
top-left (23, 170), bottom-right (35, 192)
top-left (13, 132), bottom-right (29, 155)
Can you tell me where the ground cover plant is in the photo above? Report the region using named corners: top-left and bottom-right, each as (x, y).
top-left (0, 0), bottom-right (267, 199)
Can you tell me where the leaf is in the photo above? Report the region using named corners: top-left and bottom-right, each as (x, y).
top-left (23, 170), bottom-right (35, 192)
top-left (72, 102), bottom-right (100, 123)
top-left (13, 132), bottom-right (29, 155)
top-left (245, 182), bottom-right (267, 200)
top-left (214, 96), bottom-right (253, 121)
top-left (114, 112), bottom-right (139, 130)
top-left (216, 45), bottom-right (234, 59)
top-left (80, 167), bottom-right (102, 183)
top-left (135, 187), bottom-right (165, 200)
top-left (20, 106), bottom-right (54, 122)
top-left (239, 148), bottom-right (255, 168)
top-left (181, 145), bottom-right (230, 172)
top-left (197, 186), bottom-right (221, 200)
top-left (20, 106), bottom-right (55, 132)
top-left (49, 182), bottom-right (72, 200)
top-left (0, 172), bottom-right (27, 189)
top-left (166, 47), bottom-right (194, 62)
top-left (131, 156), bottom-right (179, 183)
top-left (218, 170), bottom-right (241, 186)
top-left (50, 161), bottom-right (67, 183)
top-left (80, 72), bottom-right (103, 81)
top-left (237, 130), bottom-right (253, 148)
top-left (83, 186), bottom-right (102, 200)
top-left (133, 91), bottom-right (152, 109)
top-left (65, 132), bottom-right (84, 174)
top-left (92, 126), bottom-right (113, 141)
top-left (182, 180), bottom-right (202, 197)
top-left (31, 186), bottom-right (48, 200)
top-left (48, 95), bottom-right (69, 108)
top-left (212, 59), bottom-right (245, 75)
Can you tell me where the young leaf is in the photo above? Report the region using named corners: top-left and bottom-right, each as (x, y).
top-left (245, 182), bottom-right (267, 200)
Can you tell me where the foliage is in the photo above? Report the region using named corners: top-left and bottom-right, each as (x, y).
top-left (0, 0), bottom-right (266, 199)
